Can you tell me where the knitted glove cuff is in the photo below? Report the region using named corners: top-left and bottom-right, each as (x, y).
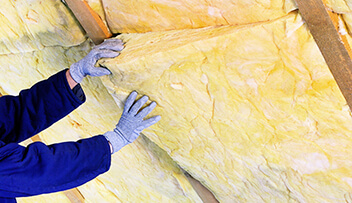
top-left (69, 63), bottom-right (84, 83)
top-left (103, 131), bottom-right (129, 154)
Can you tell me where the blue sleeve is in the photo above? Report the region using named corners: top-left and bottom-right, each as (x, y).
top-left (0, 197), bottom-right (15, 203)
top-left (0, 69), bottom-right (85, 144)
top-left (0, 135), bottom-right (111, 198)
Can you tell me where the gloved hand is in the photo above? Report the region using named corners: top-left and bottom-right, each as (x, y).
top-left (69, 38), bottom-right (124, 83)
top-left (104, 91), bottom-right (161, 154)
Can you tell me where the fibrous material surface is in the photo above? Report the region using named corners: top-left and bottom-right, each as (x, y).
top-left (102, 0), bottom-right (297, 33)
top-left (100, 12), bottom-right (352, 202)
top-left (3, 0), bottom-right (352, 202)
top-left (0, 0), bottom-right (204, 202)
top-left (0, 42), bottom-right (200, 202)
top-left (99, 0), bottom-right (352, 40)
top-left (0, 0), bottom-right (85, 55)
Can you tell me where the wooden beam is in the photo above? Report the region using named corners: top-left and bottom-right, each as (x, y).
top-left (294, 0), bottom-right (352, 109)
top-left (183, 171), bottom-right (219, 203)
top-left (31, 135), bottom-right (42, 142)
top-left (63, 188), bottom-right (85, 203)
top-left (64, 0), bottom-right (112, 44)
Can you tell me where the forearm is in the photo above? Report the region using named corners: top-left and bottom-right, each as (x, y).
top-left (66, 69), bottom-right (78, 89)
top-left (0, 69), bottom-right (85, 144)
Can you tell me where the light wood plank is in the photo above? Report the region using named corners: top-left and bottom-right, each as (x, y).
top-left (294, 0), bottom-right (352, 109)
top-left (31, 135), bottom-right (42, 142)
top-left (63, 188), bottom-right (85, 203)
top-left (64, 0), bottom-right (112, 44)
top-left (184, 171), bottom-right (219, 203)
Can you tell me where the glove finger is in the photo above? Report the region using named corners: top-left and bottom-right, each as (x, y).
top-left (123, 91), bottom-right (138, 114)
top-left (136, 101), bottom-right (157, 119)
top-left (103, 38), bottom-right (123, 43)
top-left (136, 115), bottom-right (161, 132)
top-left (99, 43), bottom-right (124, 52)
top-left (129, 95), bottom-right (149, 115)
top-left (87, 66), bottom-right (111, 77)
top-left (96, 38), bottom-right (123, 47)
top-left (94, 50), bottom-right (120, 61)
top-left (91, 50), bottom-right (120, 60)
top-left (97, 39), bottom-right (124, 51)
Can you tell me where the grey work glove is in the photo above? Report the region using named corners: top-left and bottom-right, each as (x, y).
top-left (104, 91), bottom-right (161, 154)
top-left (69, 38), bottom-right (124, 83)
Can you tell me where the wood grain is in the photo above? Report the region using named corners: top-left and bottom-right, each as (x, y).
top-left (64, 0), bottom-right (112, 44)
top-left (294, 0), bottom-right (352, 109)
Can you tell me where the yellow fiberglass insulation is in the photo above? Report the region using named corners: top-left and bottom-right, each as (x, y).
top-left (97, 0), bottom-right (352, 35)
top-left (98, 0), bottom-right (352, 38)
top-left (3, 0), bottom-right (352, 202)
top-left (102, 0), bottom-right (297, 33)
top-left (0, 41), bottom-right (201, 202)
top-left (100, 12), bottom-right (352, 202)
top-left (0, 0), bottom-right (85, 55)
top-left (17, 192), bottom-right (71, 203)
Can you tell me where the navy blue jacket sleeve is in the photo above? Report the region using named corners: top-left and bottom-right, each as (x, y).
top-left (0, 69), bottom-right (112, 201)
top-left (0, 135), bottom-right (111, 198)
top-left (0, 69), bottom-right (85, 144)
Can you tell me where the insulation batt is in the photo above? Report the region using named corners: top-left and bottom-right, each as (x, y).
top-left (2, 0), bottom-right (352, 202)
top-left (102, 0), bottom-right (297, 33)
top-left (16, 193), bottom-right (71, 203)
top-left (100, 12), bottom-right (352, 202)
top-left (98, 0), bottom-right (352, 41)
top-left (0, 41), bottom-right (201, 202)
top-left (0, 0), bottom-right (85, 55)
top-left (323, 0), bottom-right (352, 13)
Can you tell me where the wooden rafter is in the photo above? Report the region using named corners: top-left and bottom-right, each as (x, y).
top-left (63, 0), bottom-right (112, 44)
top-left (184, 172), bottom-right (219, 203)
top-left (294, 0), bottom-right (352, 109)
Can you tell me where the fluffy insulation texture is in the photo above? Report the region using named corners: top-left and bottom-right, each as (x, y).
top-left (2, 0), bottom-right (352, 202)
top-left (0, 41), bottom-right (200, 202)
top-left (94, 0), bottom-right (352, 34)
top-left (100, 12), bottom-right (352, 202)
top-left (0, 0), bottom-right (204, 202)
top-left (102, 0), bottom-right (297, 33)
top-left (0, 0), bottom-right (86, 55)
